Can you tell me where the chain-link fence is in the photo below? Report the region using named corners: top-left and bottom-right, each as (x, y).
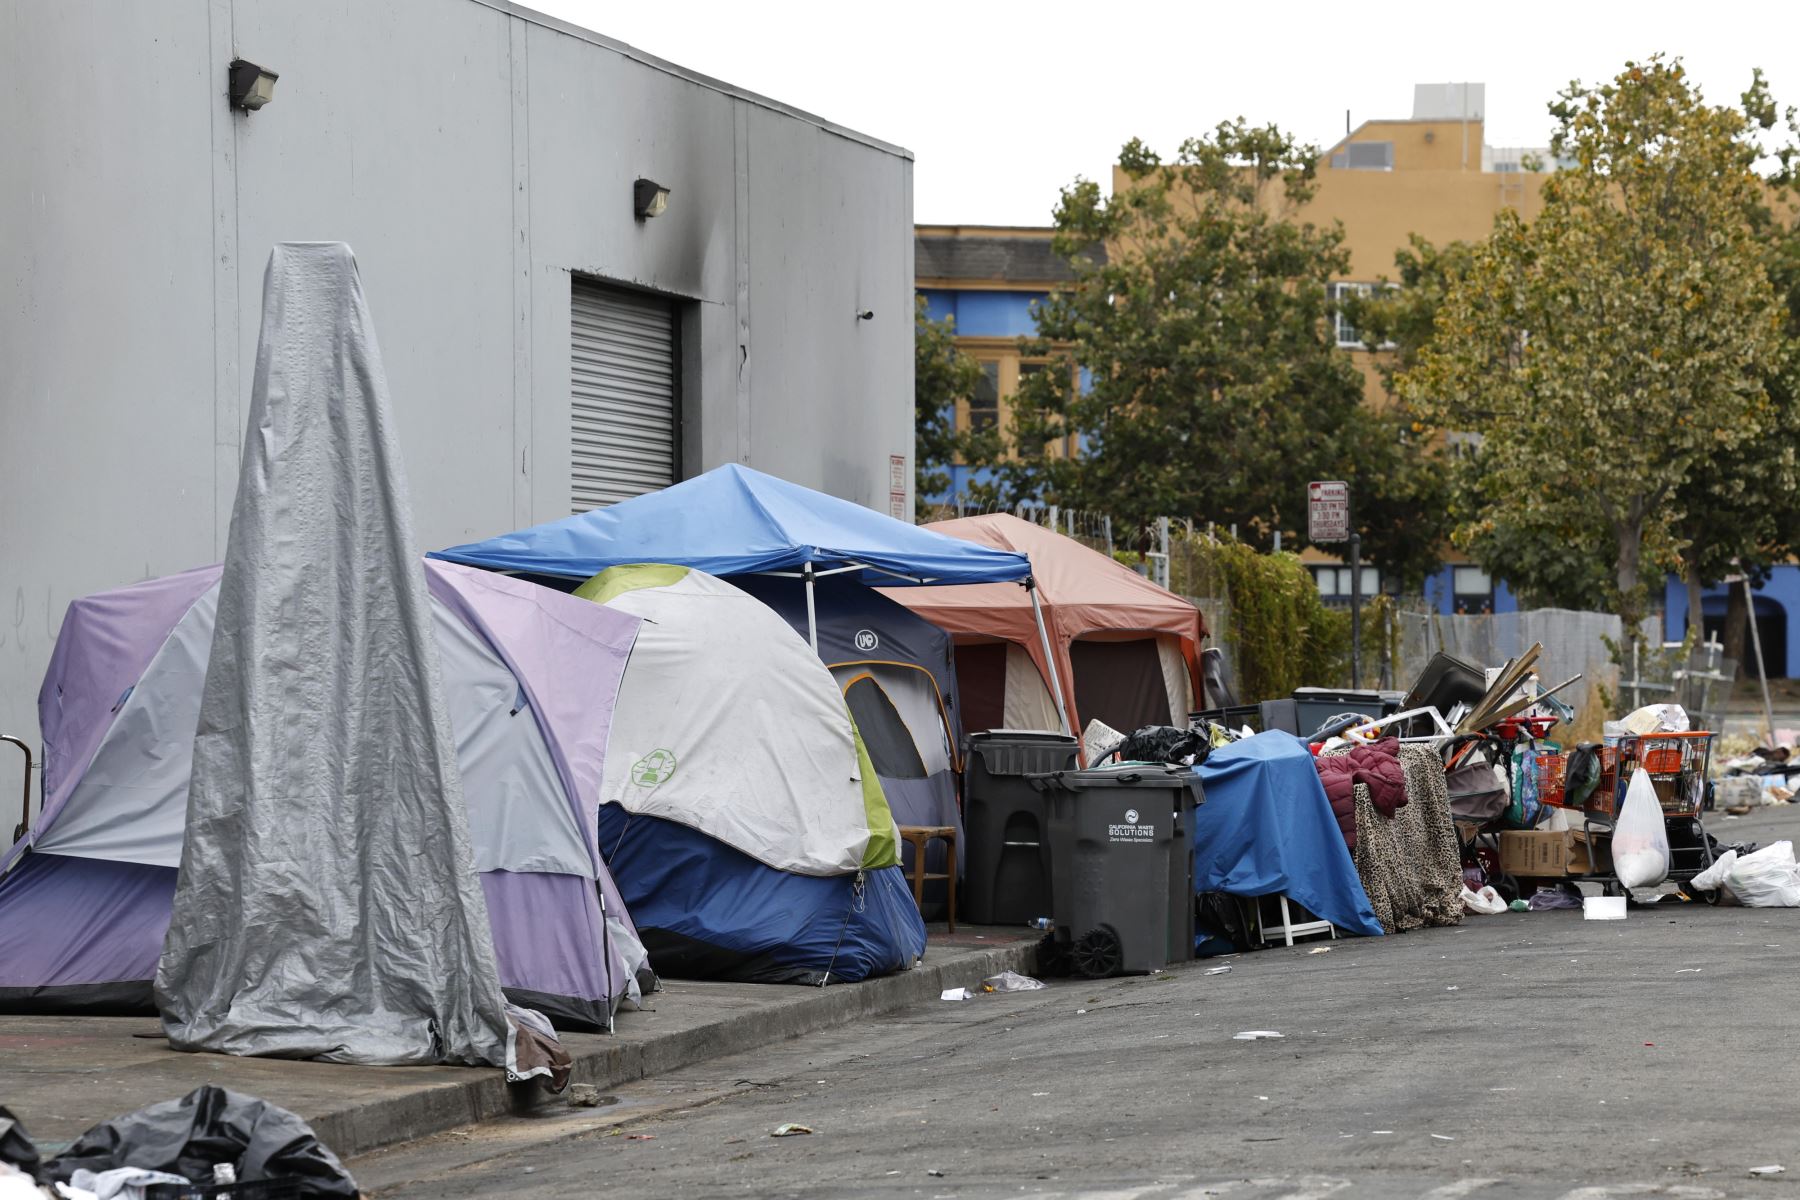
top-left (918, 496), bottom-right (1118, 556)
top-left (1396, 609), bottom-right (1676, 739)
top-left (1615, 637), bottom-right (1736, 733)
top-left (916, 497), bottom-right (1698, 722)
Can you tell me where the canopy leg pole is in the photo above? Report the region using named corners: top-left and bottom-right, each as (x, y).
top-left (1027, 579), bottom-right (1073, 738)
top-left (804, 563), bottom-right (820, 655)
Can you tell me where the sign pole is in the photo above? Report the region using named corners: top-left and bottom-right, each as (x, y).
top-left (1307, 480), bottom-right (1359, 687)
top-left (1349, 494), bottom-right (1361, 689)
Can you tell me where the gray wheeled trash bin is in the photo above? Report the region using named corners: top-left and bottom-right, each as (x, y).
top-left (1031, 765), bottom-right (1200, 977)
top-left (962, 730), bottom-right (1079, 925)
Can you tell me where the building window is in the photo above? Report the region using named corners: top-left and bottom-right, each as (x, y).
top-left (1328, 282), bottom-right (1369, 348)
top-left (1445, 430), bottom-right (1484, 458)
top-left (1452, 566), bottom-right (1495, 614)
top-left (968, 361), bottom-right (1000, 432)
top-left (1327, 282), bottom-right (1400, 349)
top-left (1312, 565), bottom-right (1380, 600)
top-left (1329, 141), bottom-right (1394, 171)
top-left (1014, 361), bottom-right (1046, 456)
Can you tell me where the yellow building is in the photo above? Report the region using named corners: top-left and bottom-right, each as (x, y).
top-left (1125, 83), bottom-right (1553, 610)
top-left (918, 84), bottom-right (1552, 610)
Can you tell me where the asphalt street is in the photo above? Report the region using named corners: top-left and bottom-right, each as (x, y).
top-left (364, 803), bottom-right (1800, 1200)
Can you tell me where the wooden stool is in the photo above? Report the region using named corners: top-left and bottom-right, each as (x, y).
top-left (898, 825), bottom-right (957, 933)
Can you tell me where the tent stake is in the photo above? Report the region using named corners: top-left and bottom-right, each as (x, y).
top-left (1027, 579), bottom-right (1074, 738)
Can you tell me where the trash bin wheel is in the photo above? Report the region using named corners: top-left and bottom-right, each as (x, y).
top-left (1071, 925), bottom-right (1124, 979)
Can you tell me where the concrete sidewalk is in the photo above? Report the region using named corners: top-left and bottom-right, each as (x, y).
top-left (0, 926), bottom-right (1037, 1162)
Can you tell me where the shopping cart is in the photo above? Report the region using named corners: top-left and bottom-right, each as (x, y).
top-left (1572, 732), bottom-right (1718, 898)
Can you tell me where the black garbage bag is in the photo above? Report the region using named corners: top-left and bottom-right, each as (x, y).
top-left (44, 1085), bottom-right (357, 1199)
top-left (1196, 892), bottom-right (1255, 954)
top-left (0, 1105), bottom-right (42, 1182)
top-left (1110, 725), bottom-right (1211, 767)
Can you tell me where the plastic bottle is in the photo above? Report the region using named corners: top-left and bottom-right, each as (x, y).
top-left (1028, 917), bottom-right (1053, 930)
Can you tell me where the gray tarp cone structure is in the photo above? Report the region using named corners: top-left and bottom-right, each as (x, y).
top-left (155, 243), bottom-right (514, 1066)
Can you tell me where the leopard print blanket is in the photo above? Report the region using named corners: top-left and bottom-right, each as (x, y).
top-left (1322, 742), bottom-right (1465, 933)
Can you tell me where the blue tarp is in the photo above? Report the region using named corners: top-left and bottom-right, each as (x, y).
top-left (432, 464), bottom-right (1031, 587)
top-left (1192, 732), bottom-right (1384, 938)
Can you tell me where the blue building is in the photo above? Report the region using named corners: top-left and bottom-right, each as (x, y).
top-left (915, 226), bottom-right (1086, 501)
top-left (1663, 570), bottom-right (1797, 678)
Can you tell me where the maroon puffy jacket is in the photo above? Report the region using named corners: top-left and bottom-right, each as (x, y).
top-left (1315, 737), bottom-right (1408, 850)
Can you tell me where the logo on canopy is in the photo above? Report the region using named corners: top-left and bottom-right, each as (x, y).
top-left (631, 749), bottom-right (678, 787)
top-left (854, 629), bottom-right (880, 652)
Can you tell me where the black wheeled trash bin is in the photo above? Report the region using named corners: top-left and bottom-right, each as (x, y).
top-left (962, 730), bottom-right (1079, 925)
top-left (1030, 765), bottom-right (1200, 977)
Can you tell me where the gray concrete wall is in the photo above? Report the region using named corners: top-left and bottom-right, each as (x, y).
top-left (0, 0), bottom-right (914, 778)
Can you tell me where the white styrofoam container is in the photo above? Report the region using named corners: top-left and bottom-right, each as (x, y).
top-left (1584, 895), bottom-right (1627, 920)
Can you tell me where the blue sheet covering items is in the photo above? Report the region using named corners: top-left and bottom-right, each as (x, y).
top-left (1191, 731), bottom-right (1385, 938)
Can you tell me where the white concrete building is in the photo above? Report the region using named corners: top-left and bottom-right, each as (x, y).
top-left (0, 1), bottom-right (916, 761)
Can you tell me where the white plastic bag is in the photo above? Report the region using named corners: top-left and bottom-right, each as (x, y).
top-left (1460, 885), bottom-right (1508, 915)
top-left (1613, 768), bottom-right (1671, 889)
top-left (1724, 840), bottom-right (1800, 907)
top-left (1689, 849), bottom-right (1738, 894)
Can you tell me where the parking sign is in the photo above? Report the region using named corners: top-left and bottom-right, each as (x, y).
top-left (1308, 481), bottom-right (1349, 543)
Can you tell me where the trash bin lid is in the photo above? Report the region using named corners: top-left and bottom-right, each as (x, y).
top-left (968, 729), bottom-right (1080, 744)
top-left (1027, 764), bottom-right (1197, 792)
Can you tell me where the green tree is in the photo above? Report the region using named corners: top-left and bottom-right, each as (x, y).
top-left (912, 294), bottom-right (1000, 514)
top-left (997, 122), bottom-right (1446, 588)
top-left (1354, 235), bottom-right (1616, 608)
top-left (1400, 57), bottom-right (1794, 629)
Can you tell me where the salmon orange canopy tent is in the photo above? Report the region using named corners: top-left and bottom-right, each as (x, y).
top-left (883, 514), bottom-right (1207, 751)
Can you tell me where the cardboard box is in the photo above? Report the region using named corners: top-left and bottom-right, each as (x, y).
top-left (1498, 830), bottom-right (1610, 879)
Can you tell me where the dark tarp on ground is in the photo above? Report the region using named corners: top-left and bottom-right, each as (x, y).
top-left (44, 1085), bottom-right (357, 1199)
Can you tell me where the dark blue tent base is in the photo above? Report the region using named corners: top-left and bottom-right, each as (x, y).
top-left (495, 988), bottom-right (612, 1034)
top-left (0, 980), bottom-right (154, 1016)
top-left (635, 929), bottom-right (839, 986)
top-left (598, 806), bottom-right (926, 985)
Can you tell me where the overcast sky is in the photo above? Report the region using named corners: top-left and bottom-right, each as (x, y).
top-left (530, 0), bottom-right (1798, 226)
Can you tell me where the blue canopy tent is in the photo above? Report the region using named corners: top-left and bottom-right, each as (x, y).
top-left (1190, 732), bottom-right (1385, 939)
top-left (431, 465), bottom-right (1066, 729)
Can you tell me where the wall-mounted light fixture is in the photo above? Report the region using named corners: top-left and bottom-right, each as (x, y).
top-left (228, 58), bottom-right (279, 111)
top-left (633, 178), bottom-right (670, 220)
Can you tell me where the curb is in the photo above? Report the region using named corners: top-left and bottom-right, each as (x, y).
top-left (308, 939), bottom-right (1039, 1159)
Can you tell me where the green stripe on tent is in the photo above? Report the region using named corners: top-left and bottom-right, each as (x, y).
top-left (850, 723), bottom-right (899, 869)
top-left (575, 563), bottom-right (691, 606)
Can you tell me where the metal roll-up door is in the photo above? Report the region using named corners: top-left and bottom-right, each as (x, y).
top-left (570, 278), bottom-right (677, 512)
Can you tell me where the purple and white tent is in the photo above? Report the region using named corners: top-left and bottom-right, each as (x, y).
top-left (0, 558), bottom-right (648, 1031)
